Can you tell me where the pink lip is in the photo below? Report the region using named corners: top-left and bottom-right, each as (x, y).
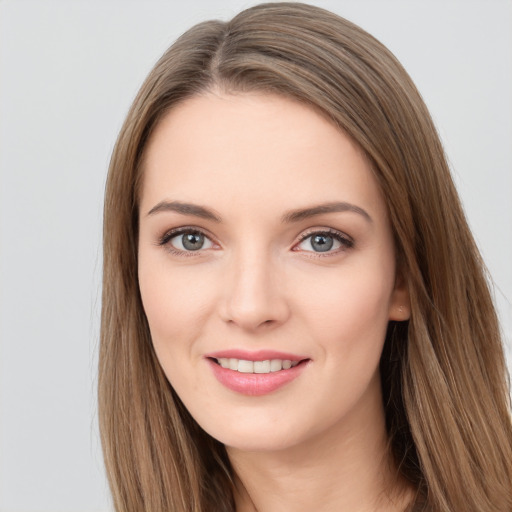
top-left (205, 351), bottom-right (310, 396)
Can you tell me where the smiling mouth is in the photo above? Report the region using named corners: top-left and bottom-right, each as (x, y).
top-left (211, 357), bottom-right (304, 374)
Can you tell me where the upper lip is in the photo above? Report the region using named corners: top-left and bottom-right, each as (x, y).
top-left (205, 349), bottom-right (308, 362)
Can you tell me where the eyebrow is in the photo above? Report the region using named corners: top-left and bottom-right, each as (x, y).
top-left (146, 200), bottom-right (372, 224)
top-left (146, 200), bottom-right (222, 222)
top-left (281, 202), bottom-right (372, 224)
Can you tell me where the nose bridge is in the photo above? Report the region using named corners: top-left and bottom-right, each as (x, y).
top-left (222, 241), bottom-right (288, 330)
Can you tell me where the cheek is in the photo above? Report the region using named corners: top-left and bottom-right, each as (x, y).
top-left (294, 260), bottom-right (395, 356)
top-left (286, 263), bottom-right (394, 431)
top-left (138, 257), bottom-right (216, 357)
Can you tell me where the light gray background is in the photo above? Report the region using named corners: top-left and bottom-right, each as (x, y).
top-left (1, 1), bottom-right (511, 511)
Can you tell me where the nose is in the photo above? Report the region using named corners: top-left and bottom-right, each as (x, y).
top-left (220, 248), bottom-right (290, 331)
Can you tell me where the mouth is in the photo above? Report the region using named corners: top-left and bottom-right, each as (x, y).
top-left (205, 350), bottom-right (310, 395)
top-left (206, 352), bottom-right (310, 395)
top-left (209, 357), bottom-right (303, 374)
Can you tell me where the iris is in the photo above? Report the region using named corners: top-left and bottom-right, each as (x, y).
top-left (182, 232), bottom-right (205, 251)
top-left (311, 234), bottom-right (334, 252)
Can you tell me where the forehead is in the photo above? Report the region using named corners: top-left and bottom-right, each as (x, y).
top-left (140, 92), bottom-right (387, 221)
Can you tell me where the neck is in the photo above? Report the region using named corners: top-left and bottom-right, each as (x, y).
top-left (227, 379), bottom-right (413, 512)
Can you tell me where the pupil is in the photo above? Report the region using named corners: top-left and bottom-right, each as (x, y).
top-left (312, 234), bottom-right (333, 252)
top-left (182, 233), bottom-right (204, 251)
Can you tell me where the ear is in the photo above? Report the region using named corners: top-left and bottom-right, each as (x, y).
top-left (388, 268), bottom-right (410, 321)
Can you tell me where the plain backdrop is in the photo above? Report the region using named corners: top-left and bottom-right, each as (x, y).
top-left (0, 1), bottom-right (511, 511)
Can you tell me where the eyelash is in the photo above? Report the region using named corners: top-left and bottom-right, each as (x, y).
top-left (294, 228), bottom-right (354, 257)
top-left (157, 227), bottom-right (354, 257)
top-left (157, 226), bottom-right (216, 257)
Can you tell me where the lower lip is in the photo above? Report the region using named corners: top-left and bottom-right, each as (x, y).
top-left (207, 359), bottom-right (307, 396)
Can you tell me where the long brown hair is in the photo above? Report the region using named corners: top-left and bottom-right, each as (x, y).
top-left (99, 3), bottom-right (512, 511)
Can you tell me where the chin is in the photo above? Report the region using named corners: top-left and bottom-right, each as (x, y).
top-left (193, 408), bottom-right (325, 454)
top-left (216, 429), bottom-right (302, 453)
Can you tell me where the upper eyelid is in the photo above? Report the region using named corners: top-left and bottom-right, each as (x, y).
top-left (293, 228), bottom-right (354, 254)
top-left (157, 227), bottom-right (219, 252)
top-left (157, 227), bottom-right (218, 257)
top-left (156, 225), bottom-right (353, 249)
top-left (295, 227), bottom-right (353, 243)
top-left (159, 225), bottom-right (215, 241)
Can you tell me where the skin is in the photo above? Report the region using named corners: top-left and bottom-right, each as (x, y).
top-left (138, 91), bottom-right (411, 511)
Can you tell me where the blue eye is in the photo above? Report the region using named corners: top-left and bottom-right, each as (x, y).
top-left (296, 230), bottom-right (352, 253)
top-left (161, 229), bottom-right (214, 252)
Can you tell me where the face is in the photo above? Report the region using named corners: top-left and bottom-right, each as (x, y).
top-left (138, 92), bottom-right (409, 452)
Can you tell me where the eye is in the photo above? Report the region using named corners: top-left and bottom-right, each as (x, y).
top-left (160, 229), bottom-right (214, 253)
top-left (295, 230), bottom-right (353, 254)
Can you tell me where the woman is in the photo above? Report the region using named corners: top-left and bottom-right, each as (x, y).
top-left (99, 3), bottom-right (512, 511)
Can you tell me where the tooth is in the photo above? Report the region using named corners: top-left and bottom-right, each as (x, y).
top-left (254, 360), bottom-right (270, 373)
top-left (238, 360), bottom-right (254, 373)
top-left (215, 357), bottom-right (299, 373)
top-left (270, 359), bottom-right (282, 372)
